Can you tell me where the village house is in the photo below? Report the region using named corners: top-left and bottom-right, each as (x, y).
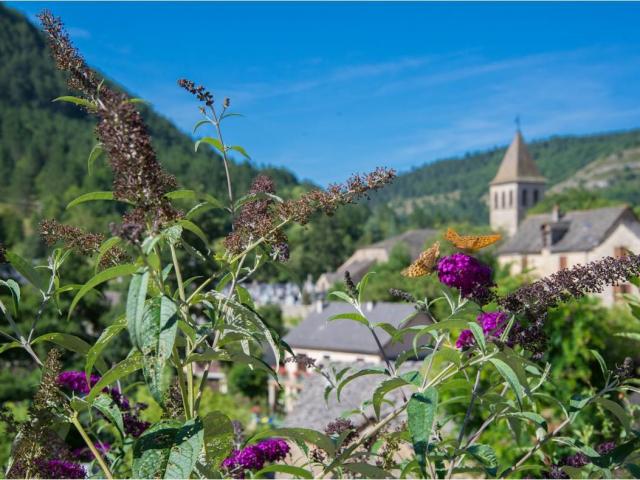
top-left (269, 301), bottom-right (431, 412)
top-left (315, 228), bottom-right (436, 292)
top-left (491, 130), bottom-right (640, 305)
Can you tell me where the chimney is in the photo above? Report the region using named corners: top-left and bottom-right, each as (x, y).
top-left (551, 204), bottom-right (563, 222)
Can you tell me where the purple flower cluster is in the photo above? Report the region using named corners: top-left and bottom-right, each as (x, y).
top-left (437, 253), bottom-right (494, 303)
top-left (57, 371), bottom-right (100, 395)
top-left (222, 439), bottom-right (290, 475)
top-left (455, 310), bottom-right (509, 350)
top-left (35, 459), bottom-right (86, 479)
top-left (596, 441), bottom-right (616, 455)
top-left (71, 442), bottom-right (111, 462)
top-left (548, 441), bottom-right (618, 479)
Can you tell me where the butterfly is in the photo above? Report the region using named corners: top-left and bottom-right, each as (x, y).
top-left (401, 242), bottom-right (440, 278)
top-left (445, 228), bottom-right (501, 251)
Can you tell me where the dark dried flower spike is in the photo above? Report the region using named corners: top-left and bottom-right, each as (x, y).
top-left (39, 12), bottom-right (180, 243)
top-left (178, 78), bottom-right (214, 106)
top-left (499, 254), bottom-right (640, 320)
top-left (389, 288), bottom-right (416, 303)
top-left (344, 271), bottom-right (358, 298)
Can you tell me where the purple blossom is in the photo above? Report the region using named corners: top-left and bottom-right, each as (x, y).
top-left (548, 464), bottom-right (569, 479)
top-left (597, 441), bottom-right (616, 455)
top-left (455, 329), bottom-right (475, 350)
top-left (123, 413), bottom-right (150, 437)
top-left (437, 253), bottom-right (494, 303)
top-left (236, 445), bottom-right (265, 470)
top-left (71, 442), bottom-right (111, 462)
top-left (35, 459), bottom-right (86, 479)
top-left (563, 452), bottom-right (589, 468)
top-left (106, 387), bottom-right (131, 410)
top-left (255, 439), bottom-right (290, 462)
top-left (222, 450), bottom-right (240, 470)
top-left (478, 311), bottom-right (508, 337)
top-left (57, 371), bottom-right (100, 395)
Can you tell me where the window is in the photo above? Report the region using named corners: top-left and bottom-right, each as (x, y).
top-left (614, 246), bottom-right (629, 258)
top-left (501, 191), bottom-right (506, 209)
top-left (522, 189), bottom-right (528, 207)
top-left (559, 256), bottom-right (568, 269)
top-left (509, 190), bottom-right (513, 207)
top-left (533, 189), bottom-right (539, 204)
top-left (494, 192), bottom-right (499, 209)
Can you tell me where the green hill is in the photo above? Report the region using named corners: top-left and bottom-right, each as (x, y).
top-left (0, 4), bottom-right (301, 249)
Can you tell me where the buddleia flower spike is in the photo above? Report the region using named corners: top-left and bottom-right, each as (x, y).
top-left (402, 241), bottom-right (440, 278)
top-left (445, 227), bottom-right (501, 251)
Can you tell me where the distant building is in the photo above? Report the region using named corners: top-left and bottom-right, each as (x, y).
top-left (491, 130), bottom-right (640, 306)
top-left (489, 130), bottom-right (546, 236)
top-left (269, 301), bottom-right (432, 412)
top-left (498, 205), bottom-right (640, 305)
top-left (315, 228), bottom-right (436, 292)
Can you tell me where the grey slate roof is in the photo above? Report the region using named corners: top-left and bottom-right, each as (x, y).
top-left (284, 362), bottom-right (418, 430)
top-left (499, 205), bottom-right (635, 254)
top-left (368, 228), bottom-right (437, 259)
top-left (284, 302), bottom-right (419, 354)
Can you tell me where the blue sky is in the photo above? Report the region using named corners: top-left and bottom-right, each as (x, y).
top-left (9, 2), bottom-right (640, 184)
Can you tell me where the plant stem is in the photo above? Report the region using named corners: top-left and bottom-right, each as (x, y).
top-left (421, 334), bottom-right (445, 390)
top-left (70, 412), bottom-right (113, 480)
top-left (170, 243), bottom-right (195, 418)
top-left (209, 105), bottom-right (234, 213)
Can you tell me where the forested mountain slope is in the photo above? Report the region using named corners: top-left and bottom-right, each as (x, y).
top-left (0, 4), bottom-right (301, 248)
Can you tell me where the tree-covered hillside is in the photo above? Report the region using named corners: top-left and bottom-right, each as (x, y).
top-left (0, 4), bottom-right (302, 248)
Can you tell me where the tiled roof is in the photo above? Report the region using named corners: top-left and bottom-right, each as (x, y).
top-left (283, 302), bottom-right (420, 354)
top-left (491, 131), bottom-right (546, 185)
top-left (368, 228), bottom-right (437, 258)
top-left (499, 205), bottom-right (634, 254)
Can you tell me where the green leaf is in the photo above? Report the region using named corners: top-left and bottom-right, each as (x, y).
top-left (32, 333), bottom-right (106, 372)
top-left (92, 393), bottom-right (125, 437)
top-left (86, 315), bottom-right (126, 378)
top-left (66, 191), bottom-right (120, 209)
top-left (68, 264), bottom-right (139, 318)
top-left (178, 219), bottom-right (208, 247)
top-left (504, 411), bottom-right (547, 429)
top-left (87, 352), bottom-right (143, 402)
top-left (328, 312), bottom-right (368, 326)
top-left (132, 420), bottom-right (181, 478)
top-left (164, 418), bottom-right (204, 479)
top-left (5, 251), bottom-right (47, 292)
top-left (53, 95), bottom-right (96, 109)
top-left (195, 136), bottom-right (224, 154)
top-left (489, 357), bottom-right (524, 409)
top-left (408, 388), bottom-right (438, 477)
top-left (468, 322), bottom-right (486, 351)
top-left (228, 145), bottom-right (250, 159)
top-left (203, 411), bottom-right (234, 468)
top-left (256, 465), bottom-right (313, 479)
top-left (87, 143), bottom-right (103, 175)
top-left (328, 290), bottom-right (355, 304)
top-left (126, 269), bottom-right (149, 350)
top-left (343, 463), bottom-right (391, 478)
top-left (192, 119), bottom-right (211, 134)
top-left (337, 367), bottom-right (387, 401)
top-left (250, 428), bottom-right (335, 457)
top-left (0, 279), bottom-right (21, 316)
top-left (467, 444), bottom-right (498, 477)
top-left (590, 349), bottom-right (609, 379)
top-left (357, 271), bottom-right (375, 306)
top-left (615, 332), bottom-right (640, 341)
top-left (140, 296), bottom-right (178, 402)
top-left (0, 341), bottom-right (21, 355)
top-left (373, 377), bottom-right (411, 419)
top-left (595, 398), bottom-right (631, 433)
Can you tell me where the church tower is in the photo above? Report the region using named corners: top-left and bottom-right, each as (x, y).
top-left (489, 130), bottom-right (546, 236)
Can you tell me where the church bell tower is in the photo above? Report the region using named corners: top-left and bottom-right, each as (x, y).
top-left (489, 130), bottom-right (546, 236)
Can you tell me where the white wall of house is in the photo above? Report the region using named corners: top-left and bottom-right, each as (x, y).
top-left (498, 222), bottom-right (640, 306)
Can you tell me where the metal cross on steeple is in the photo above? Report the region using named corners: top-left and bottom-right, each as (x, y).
top-left (515, 115), bottom-right (521, 132)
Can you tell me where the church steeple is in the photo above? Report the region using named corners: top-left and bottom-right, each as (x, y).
top-left (489, 130), bottom-right (546, 236)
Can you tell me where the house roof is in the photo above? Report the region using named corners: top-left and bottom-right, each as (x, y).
top-left (283, 302), bottom-right (420, 355)
top-left (368, 228), bottom-right (437, 258)
top-left (284, 362), bottom-right (418, 430)
top-left (491, 131), bottom-right (546, 185)
top-left (499, 205), bottom-right (636, 255)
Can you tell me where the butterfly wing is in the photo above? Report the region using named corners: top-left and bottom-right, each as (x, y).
top-left (401, 242), bottom-right (440, 278)
top-left (445, 228), bottom-right (501, 251)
